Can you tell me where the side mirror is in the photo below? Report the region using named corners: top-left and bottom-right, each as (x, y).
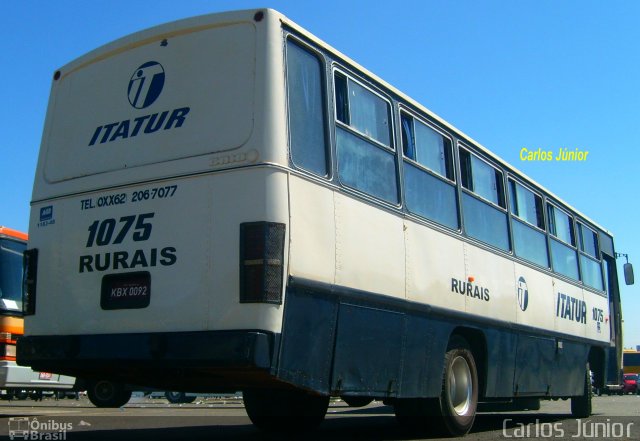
top-left (624, 263), bottom-right (634, 285)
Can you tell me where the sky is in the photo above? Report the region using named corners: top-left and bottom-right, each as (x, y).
top-left (3, 1), bottom-right (640, 347)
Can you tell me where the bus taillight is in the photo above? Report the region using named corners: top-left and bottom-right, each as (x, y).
top-left (239, 222), bottom-right (285, 304)
top-left (0, 342), bottom-right (17, 361)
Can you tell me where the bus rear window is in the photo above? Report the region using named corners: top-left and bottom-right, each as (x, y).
top-left (286, 40), bottom-right (328, 176)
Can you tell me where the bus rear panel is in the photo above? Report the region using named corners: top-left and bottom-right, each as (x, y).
top-left (19, 10), bottom-right (289, 392)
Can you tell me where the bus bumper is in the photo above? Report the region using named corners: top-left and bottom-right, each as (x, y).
top-left (0, 361), bottom-right (75, 390)
top-left (16, 330), bottom-right (276, 391)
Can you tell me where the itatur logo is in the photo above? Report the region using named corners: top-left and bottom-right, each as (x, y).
top-left (517, 276), bottom-right (528, 312)
top-left (128, 61), bottom-right (165, 109)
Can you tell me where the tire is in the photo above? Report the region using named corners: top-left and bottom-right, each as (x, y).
top-left (438, 336), bottom-right (479, 436)
top-left (394, 335), bottom-right (478, 436)
top-left (87, 380), bottom-right (132, 408)
top-left (341, 396), bottom-right (374, 407)
top-left (571, 363), bottom-right (592, 418)
top-left (165, 391), bottom-right (197, 404)
top-left (243, 388), bottom-right (329, 431)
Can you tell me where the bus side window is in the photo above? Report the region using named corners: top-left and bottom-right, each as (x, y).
top-left (547, 204), bottom-right (579, 281)
top-left (509, 179), bottom-right (549, 268)
top-left (334, 72), bottom-right (397, 204)
top-left (401, 111), bottom-right (458, 229)
top-left (459, 148), bottom-right (510, 251)
top-left (577, 222), bottom-right (604, 291)
top-left (286, 40), bottom-right (329, 177)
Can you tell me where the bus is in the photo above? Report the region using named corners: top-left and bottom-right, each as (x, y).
top-left (17, 9), bottom-right (633, 435)
top-left (0, 227), bottom-right (75, 399)
top-left (623, 350), bottom-right (640, 374)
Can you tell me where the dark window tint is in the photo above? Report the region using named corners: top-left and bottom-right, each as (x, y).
top-left (286, 41), bottom-right (328, 176)
top-left (550, 238), bottom-right (579, 280)
top-left (462, 192), bottom-right (510, 251)
top-left (401, 112), bottom-right (453, 180)
top-left (334, 73), bottom-right (391, 147)
top-left (335, 71), bottom-right (396, 203)
top-left (459, 149), bottom-right (505, 207)
top-left (512, 219), bottom-right (549, 267)
top-left (335, 72), bottom-right (349, 125)
top-left (336, 127), bottom-right (398, 203)
top-left (0, 239), bottom-right (26, 312)
top-left (581, 255), bottom-right (604, 290)
top-left (577, 223), bottom-right (603, 290)
top-left (509, 179), bottom-right (544, 229)
top-left (578, 223), bottom-right (599, 258)
top-left (404, 161), bottom-right (458, 229)
top-left (547, 204), bottom-right (575, 246)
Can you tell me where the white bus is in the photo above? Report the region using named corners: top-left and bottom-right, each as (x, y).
top-left (18, 9), bottom-right (633, 435)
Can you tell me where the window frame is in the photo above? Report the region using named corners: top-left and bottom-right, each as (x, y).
top-left (577, 221), bottom-right (600, 259)
top-left (505, 175), bottom-right (550, 268)
top-left (399, 107), bottom-right (459, 231)
top-left (331, 66), bottom-right (399, 206)
top-left (546, 201), bottom-right (581, 281)
top-left (399, 107), bottom-right (456, 184)
top-left (507, 176), bottom-right (546, 233)
top-left (458, 144), bottom-right (507, 212)
top-left (0, 237), bottom-right (27, 311)
top-left (284, 36), bottom-right (332, 179)
top-left (457, 142), bottom-right (511, 252)
top-left (332, 67), bottom-right (395, 153)
top-left (547, 202), bottom-right (576, 247)
top-left (576, 220), bottom-right (605, 292)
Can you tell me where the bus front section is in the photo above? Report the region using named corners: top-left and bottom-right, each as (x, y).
top-left (1, 227), bottom-right (75, 397)
top-left (17, 10), bottom-right (292, 408)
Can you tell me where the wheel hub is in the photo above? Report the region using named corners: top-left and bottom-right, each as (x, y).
top-left (449, 355), bottom-right (472, 416)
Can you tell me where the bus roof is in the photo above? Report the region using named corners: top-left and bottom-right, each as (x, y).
top-left (50, 8), bottom-right (611, 237)
top-left (0, 227), bottom-right (28, 242)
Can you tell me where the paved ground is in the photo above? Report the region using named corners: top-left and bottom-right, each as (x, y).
top-left (0, 394), bottom-right (638, 440)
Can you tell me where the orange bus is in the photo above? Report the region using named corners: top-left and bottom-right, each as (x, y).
top-left (623, 350), bottom-right (640, 374)
top-left (0, 227), bottom-right (75, 399)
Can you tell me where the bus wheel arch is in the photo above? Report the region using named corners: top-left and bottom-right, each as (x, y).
top-left (395, 332), bottom-right (481, 436)
top-left (587, 346), bottom-right (605, 392)
top-left (449, 327), bottom-right (487, 399)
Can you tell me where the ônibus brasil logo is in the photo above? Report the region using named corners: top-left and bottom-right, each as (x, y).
top-left (127, 61), bottom-right (165, 109)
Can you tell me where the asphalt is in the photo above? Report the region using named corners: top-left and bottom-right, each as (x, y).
top-left (0, 394), bottom-right (638, 440)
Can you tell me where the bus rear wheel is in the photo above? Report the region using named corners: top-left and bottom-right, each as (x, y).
top-left (243, 388), bottom-right (329, 431)
top-left (395, 335), bottom-right (478, 436)
top-left (165, 391), bottom-right (196, 404)
top-left (440, 337), bottom-right (479, 436)
top-left (87, 380), bottom-right (132, 408)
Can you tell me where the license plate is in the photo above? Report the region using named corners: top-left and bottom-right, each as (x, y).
top-left (38, 372), bottom-right (52, 380)
top-left (101, 272), bottom-right (151, 310)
